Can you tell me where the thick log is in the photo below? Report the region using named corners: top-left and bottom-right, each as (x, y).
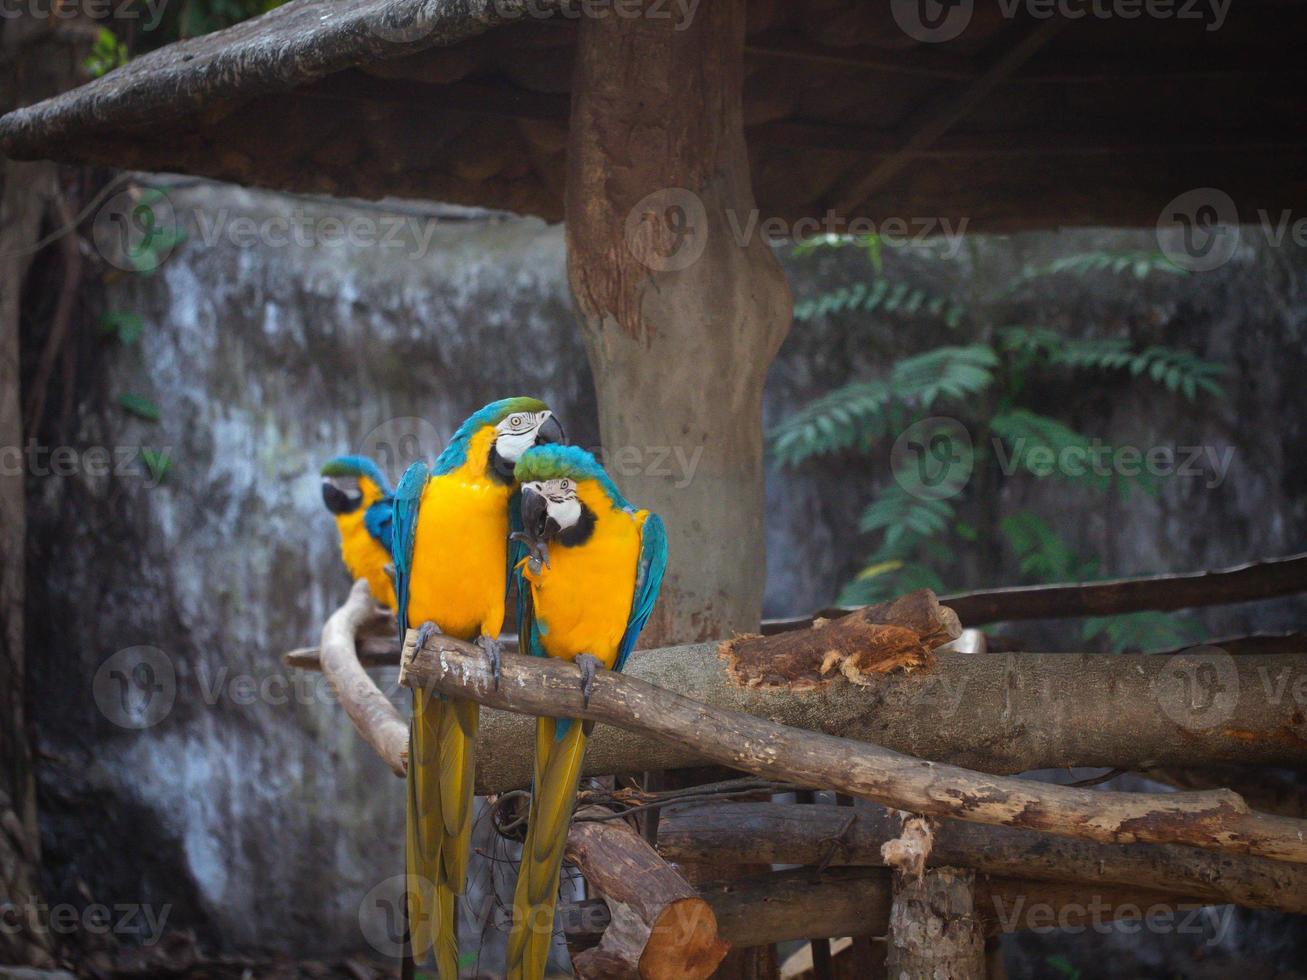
top-left (885, 867), bottom-right (985, 980)
top-left (564, 809), bottom-right (728, 980)
top-left (1143, 768), bottom-right (1307, 821)
top-left (319, 579), bottom-right (408, 776)
top-left (656, 802), bottom-right (1307, 915)
top-left (563, 868), bottom-right (1208, 949)
top-left (400, 634), bottom-right (1307, 863)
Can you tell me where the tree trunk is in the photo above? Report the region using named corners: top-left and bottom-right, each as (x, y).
top-left (565, 0), bottom-right (792, 646)
top-left (886, 868), bottom-right (985, 980)
top-left (1, 11), bottom-right (87, 965)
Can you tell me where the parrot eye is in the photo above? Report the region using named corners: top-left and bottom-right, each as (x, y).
top-left (508, 414), bottom-right (525, 429)
top-left (559, 479), bottom-right (571, 492)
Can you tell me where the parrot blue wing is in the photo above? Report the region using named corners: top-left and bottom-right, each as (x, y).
top-left (391, 460), bottom-right (428, 634)
top-left (363, 498), bottom-right (394, 556)
top-left (614, 512), bottom-right (667, 673)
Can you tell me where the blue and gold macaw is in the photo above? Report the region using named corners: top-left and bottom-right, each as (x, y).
top-left (504, 445), bottom-right (667, 980)
top-left (320, 455), bottom-right (396, 610)
top-left (391, 398), bottom-right (564, 979)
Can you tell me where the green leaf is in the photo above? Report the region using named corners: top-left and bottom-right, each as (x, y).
top-left (1082, 612), bottom-right (1204, 653)
top-left (98, 311), bottom-right (144, 345)
top-left (118, 393), bottom-right (161, 422)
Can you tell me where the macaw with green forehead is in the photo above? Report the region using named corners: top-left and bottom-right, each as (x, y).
top-left (391, 398), bottom-right (564, 979)
top-left (320, 455), bottom-right (396, 610)
top-left (505, 445), bottom-right (667, 980)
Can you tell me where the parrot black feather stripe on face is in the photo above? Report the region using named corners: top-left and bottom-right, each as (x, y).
top-left (320, 455), bottom-right (396, 610)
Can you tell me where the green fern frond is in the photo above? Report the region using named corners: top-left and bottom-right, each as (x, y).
top-left (1006, 250), bottom-right (1187, 293)
top-left (989, 409), bottom-right (1114, 492)
top-left (1000, 512), bottom-right (1097, 582)
top-left (793, 277), bottom-right (966, 328)
top-left (839, 561), bottom-right (946, 606)
top-left (770, 381), bottom-right (892, 466)
top-left (889, 344), bottom-right (998, 407)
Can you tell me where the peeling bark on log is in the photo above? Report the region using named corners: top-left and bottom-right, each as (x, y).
top-left (565, 809), bottom-right (728, 980)
top-left (289, 616), bottom-right (1307, 782)
top-left (563, 868), bottom-right (1207, 949)
top-left (886, 867), bottom-right (986, 980)
top-left (655, 801), bottom-right (1307, 914)
top-left (400, 635), bottom-right (1307, 863)
top-left (720, 591), bottom-right (958, 690)
top-left (319, 580), bottom-right (408, 776)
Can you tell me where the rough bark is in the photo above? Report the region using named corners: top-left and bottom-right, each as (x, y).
top-left (320, 579), bottom-right (408, 776)
top-left (886, 867), bottom-right (985, 980)
top-left (565, 809), bottom-right (728, 980)
top-left (563, 868), bottom-right (1207, 949)
top-left (655, 801), bottom-right (1307, 914)
top-left (400, 635), bottom-right (1307, 863)
top-left (0, 8), bottom-right (86, 966)
top-left (1143, 767), bottom-right (1307, 821)
top-left (565, 0), bottom-right (792, 645)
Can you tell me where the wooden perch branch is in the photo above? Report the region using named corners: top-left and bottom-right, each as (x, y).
top-left (317, 579), bottom-right (408, 777)
top-left (564, 868), bottom-right (1207, 949)
top-left (564, 808), bottom-right (729, 979)
top-left (400, 635), bottom-right (1307, 863)
top-left (290, 588), bottom-right (1307, 784)
top-left (655, 802), bottom-right (1307, 914)
top-left (766, 551), bottom-right (1307, 630)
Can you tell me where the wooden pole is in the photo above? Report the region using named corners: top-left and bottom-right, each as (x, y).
top-left (885, 868), bottom-right (985, 980)
top-left (565, 809), bottom-right (729, 980)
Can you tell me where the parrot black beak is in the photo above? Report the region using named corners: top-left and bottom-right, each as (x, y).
top-left (535, 413), bottom-right (565, 446)
top-left (321, 478), bottom-right (361, 515)
top-left (520, 486), bottom-right (551, 540)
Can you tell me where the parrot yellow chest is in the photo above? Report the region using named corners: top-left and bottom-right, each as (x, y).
top-left (336, 512), bottom-right (395, 609)
top-left (407, 470), bottom-right (511, 642)
top-left (526, 500), bottom-right (643, 668)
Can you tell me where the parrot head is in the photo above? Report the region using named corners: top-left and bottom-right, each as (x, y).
top-left (515, 445), bottom-right (624, 548)
top-left (437, 396), bottom-right (565, 483)
top-left (320, 455), bottom-right (392, 516)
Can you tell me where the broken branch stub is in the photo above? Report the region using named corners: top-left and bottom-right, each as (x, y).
top-left (719, 589), bottom-right (960, 689)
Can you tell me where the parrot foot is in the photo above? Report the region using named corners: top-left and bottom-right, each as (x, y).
top-left (575, 654), bottom-right (603, 709)
top-left (414, 620), bottom-right (443, 651)
top-left (475, 635), bottom-right (502, 690)
top-left (509, 531), bottom-right (551, 572)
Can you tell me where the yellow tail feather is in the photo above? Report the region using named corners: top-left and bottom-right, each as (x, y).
top-left (506, 717), bottom-right (588, 980)
top-left (407, 692), bottom-right (477, 980)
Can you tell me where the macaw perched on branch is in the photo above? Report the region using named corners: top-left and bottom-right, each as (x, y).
top-left (505, 445), bottom-right (667, 980)
top-left (391, 398), bottom-right (564, 979)
top-left (320, 455), bottom-right (396, 610)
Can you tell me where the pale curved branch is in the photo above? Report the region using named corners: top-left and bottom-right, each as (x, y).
top-left (316, 579), bottom-right (408, 777)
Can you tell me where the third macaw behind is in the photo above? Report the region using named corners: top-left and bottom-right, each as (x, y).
top-left (391, 398), bottom-right (563, 979)
top-left (320, 455), bottom-right (395, 610)
top-left (505, 445), bottom-right (667, 980)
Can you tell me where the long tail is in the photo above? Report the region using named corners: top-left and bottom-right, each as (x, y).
top-left (506, 717), bottom-right (588, 980)
top-left (407, 692), bottom-right (478, 980)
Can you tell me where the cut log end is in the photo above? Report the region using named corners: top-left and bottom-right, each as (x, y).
top-left (641, 897), bottom-right (730, 980)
